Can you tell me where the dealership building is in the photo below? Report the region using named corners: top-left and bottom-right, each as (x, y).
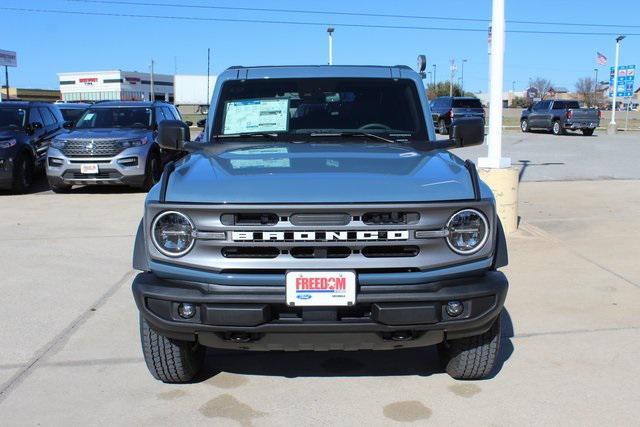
top-left (57, 70), bottom-right (174, 102)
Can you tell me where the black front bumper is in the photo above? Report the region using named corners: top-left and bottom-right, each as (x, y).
top-left (132, 271), bottom-right (508, 351)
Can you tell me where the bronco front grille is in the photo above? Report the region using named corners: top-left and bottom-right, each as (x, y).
top-left (146, 201), bottom-right (496, 270)
top-left (61, 139), bottom-right (125, 157)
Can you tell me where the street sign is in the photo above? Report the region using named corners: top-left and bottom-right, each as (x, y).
top-left (0, 49), bottom-right (17, 67)
top-left (609, 65), bottom-right (635, 98)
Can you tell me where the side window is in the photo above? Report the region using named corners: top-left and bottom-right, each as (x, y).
top-left (551, 101), bottom-right (562, 110)
top-left (48, 107), bottom-right (64, 124)
top-left (155, 107), bottom-right (166, 124)
top-left (162, 106), bottom-right (176, 120)
top-left (172, 106), bottom-right (183, 121)
top-left (39, 107), bottom-right (56, 127)
top-left (29, 108), bottom-right (45, 125)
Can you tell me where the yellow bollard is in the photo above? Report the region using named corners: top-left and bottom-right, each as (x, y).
top-left (478, 167), bottom-right (519, 233)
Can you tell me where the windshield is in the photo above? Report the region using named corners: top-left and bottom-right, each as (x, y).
top-left (75, 107), bottom-right (152, 129)
top-left (213, 78), bottom-right (427, 141)
top-left (452, 98), bottom-right (482, 108)
top-left (59, 108), bottom-right (86, 123)
top-left (0, 107), bottom-right (26, 129)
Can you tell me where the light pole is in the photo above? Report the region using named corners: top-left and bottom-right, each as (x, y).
top-left (478, 0), bottom-right (510, 168)
top-left (327, 27), bottom-right (334, 65)
top-left (608, 35), bottom-right (625, 134)
top-left (449, 59), bottom-right (456, 97)
top-left (433, 64), bottom-right (436, 85)
top-left (427, 71), bottom-right (432, 85)
top-left (461, 59), bottom-right (467, 93)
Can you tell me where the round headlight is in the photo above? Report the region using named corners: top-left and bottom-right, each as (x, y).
top-left (151, 211), bottom-right (195, 257)
top-left (446, 209), bottom-right (489, 255)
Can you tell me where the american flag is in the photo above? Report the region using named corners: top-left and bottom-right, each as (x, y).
top-left (597, 52), bottom-right (607, 65)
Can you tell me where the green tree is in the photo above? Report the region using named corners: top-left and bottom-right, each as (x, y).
top-left (511, 96), bottom-right (530, 108)
top-left (427, 81), bottom-right (465, 99)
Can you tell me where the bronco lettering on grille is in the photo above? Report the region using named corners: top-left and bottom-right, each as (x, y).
top-left (231, 230), bottom-right (409, 241)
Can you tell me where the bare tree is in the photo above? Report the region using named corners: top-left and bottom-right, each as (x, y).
top-left (575, 77), bottom-right (597, 107)
top-left (529, 77), bottom-right (553, 99)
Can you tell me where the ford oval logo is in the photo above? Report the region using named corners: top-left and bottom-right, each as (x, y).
top-left (296, 294), bottom-right (312, 300)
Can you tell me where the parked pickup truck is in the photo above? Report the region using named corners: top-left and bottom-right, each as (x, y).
top-left (520, 99), bottom-right (600, 136)
top-left (131, 65), bottom-right (509, 383)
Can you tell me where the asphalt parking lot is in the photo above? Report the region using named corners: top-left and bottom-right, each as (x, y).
top-left (1, 131), bottom-right (639, 425)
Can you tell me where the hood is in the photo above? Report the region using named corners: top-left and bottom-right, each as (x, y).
top-left (0, 129), bottom-right (22, 140)
top-left (163, 142), bottom-right (475, 204)
top-left (63, 128), bottom-right (150, 140)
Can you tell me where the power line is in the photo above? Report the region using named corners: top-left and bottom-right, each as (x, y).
top-left (2, 6), bottom-right (640, 36)
top-left (62, 0), bottom-right (640, 29)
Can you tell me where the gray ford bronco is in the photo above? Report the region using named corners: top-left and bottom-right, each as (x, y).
top-left (132, 65), bottom-right (508, 383)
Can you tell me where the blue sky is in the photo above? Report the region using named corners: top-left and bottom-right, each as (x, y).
top-left (2, 0), bottom-right (639, 93)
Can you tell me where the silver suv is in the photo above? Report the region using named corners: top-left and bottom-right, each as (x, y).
top-left (46, 101), bottom-right (189, 192)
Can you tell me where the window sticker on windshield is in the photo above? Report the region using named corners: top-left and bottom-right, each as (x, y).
top-left (222, 98), bottom-right (289, 134)
top-left (84, 112), bottom-right (95, 121)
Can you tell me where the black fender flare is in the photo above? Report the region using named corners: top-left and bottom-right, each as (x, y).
top-left (492, 217), bottom-right (508, 269)
top-left (132, 218), bottom-right (150, 271)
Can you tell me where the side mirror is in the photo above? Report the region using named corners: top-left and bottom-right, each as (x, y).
top-left (184, 120), bottom-right (193, 127)
top-left (157, 120), bottom-right (190, 150)
top-left (196, 118), bottom-right (206, 128)
top-left (63, 121), bottom-right (74, 130)
top-left (449, 116), bottom-right (484, 148)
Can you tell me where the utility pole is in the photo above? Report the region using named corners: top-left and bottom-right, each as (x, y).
top-left (608, 35), bottom-right (625, 134)
top-left (478, 0), bottom-right (510, 168)
top-left (207, 48), bottom-right (211, 103)
top-left (327, 28), bottom-right (334, 65)
top-left (461, 59), bottom-right (467, 93)
top-left (150, 59), bottom-right (155, 101)
top-left (449, 59), bottom-right (456, 97)
top-left (4, 66), bottom-right (8, 100)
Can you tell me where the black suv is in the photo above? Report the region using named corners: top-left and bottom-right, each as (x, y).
top-left (430, 96), bottom-right (485, 135)
top-left (47, 101), bottom-right (190, 192)
top-left (0, 101), bottom-right (65, 193)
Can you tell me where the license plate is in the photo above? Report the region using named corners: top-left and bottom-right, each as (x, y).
top-left (286, 271), bottom-right (356, 307)
top-left (80, 164), bottom-right (99, 174)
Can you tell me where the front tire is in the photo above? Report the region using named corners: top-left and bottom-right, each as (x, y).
top-left (552, 120), bottom-right (565, 135)
top-left (439, 119), bottom-right (448, 135)
top-left (582, 128), bottom-right (595, 136)
top-left (140, 315), bottom-right (205, 383)
top-left (439, 312), bottom-right (502, 380)
top-left (140, 150), bottom-right (162, 191)
top-left (520, 119), bottom-right (529, 132)
top-left (48, 178), bottom-right (72, 193)
top-left (11, 152), bottom-right (34, 194)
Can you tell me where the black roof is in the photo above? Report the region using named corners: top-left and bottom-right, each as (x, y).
top-left (55, 102), bottom-right (90, 109)
top-left (0, 101), bottom-right (53, 108)
top-left (89, 100), bottom-right (169, 108)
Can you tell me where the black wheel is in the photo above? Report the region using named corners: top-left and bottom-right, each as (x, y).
top-left (439, 119), bottom-right (448, 135)
top-left (140, 150), bottom-right (162, 191)
top-left (140, 315), bottom-right (205, 383)
top-left (48, 178), bottom-right (72, 193)
top-left (11, 152), bottom-right (34, 194)
top-left (551, 120), bottom-right (565, 135)
top-left (520, 119), bottom-right (529, 132)
top-left (581, 128), bottom-right (595, 136)
top-left (439, 312), bottom-right (502, 380)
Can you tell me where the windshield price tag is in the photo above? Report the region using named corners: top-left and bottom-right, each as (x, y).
top-left (222, 98), bottom-right (289, 134)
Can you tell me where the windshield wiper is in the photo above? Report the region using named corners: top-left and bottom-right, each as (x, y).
top-left (215, 132), bottom-right (278, 140)
top-left (309, 132), bottom-right (395, 143)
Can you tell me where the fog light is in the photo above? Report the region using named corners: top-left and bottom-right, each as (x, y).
top-left (445, 301), bottom-right (464, 317)
top-left (178, 303), bottom-right (196, 319)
